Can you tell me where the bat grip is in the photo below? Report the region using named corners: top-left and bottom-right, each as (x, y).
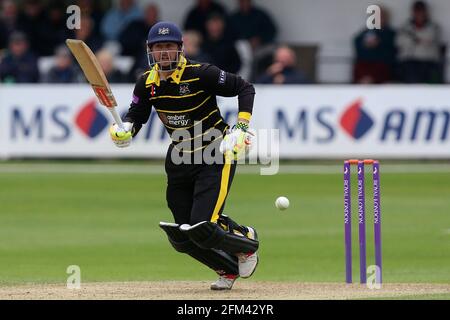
top-left (108, 107), bottom-right (124, 130)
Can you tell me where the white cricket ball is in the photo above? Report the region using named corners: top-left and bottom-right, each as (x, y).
top-left (275, 196), bottom-right (290, 210)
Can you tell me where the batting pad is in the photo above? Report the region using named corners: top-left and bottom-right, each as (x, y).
top-left (179, 221), bottom-right (259, 254)
top-left (159, 222), bottom-right (239, 276)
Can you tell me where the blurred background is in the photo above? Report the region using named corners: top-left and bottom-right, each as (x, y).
top-left (1, 0), bottom-right (450, 84)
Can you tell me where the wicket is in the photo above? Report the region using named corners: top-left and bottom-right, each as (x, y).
top-left (343, 159), bottom-right (382, 284)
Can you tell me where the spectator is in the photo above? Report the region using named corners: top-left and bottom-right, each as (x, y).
top-left (396, 1), bottom-right (442, 83)
top-left (43, 45), bottom-right (82, 83)
top-left (255, 45), bottom-right (308, 84)
top-left (183, 30), bottom-right (213, 63)
top-left (47, 1), bottom-right (75, 54)
top-left (0, 32), bottom-right (39, 83)
top-left (353, 7), bottom-right (396, 84)
top-left (119, 3), bottom-right (159, 57)
top-left (17, 0), bottom-right (52, 56)
top-left (202, 13), bottom-right (241, 73)
top-left (183, 0), bottom-right (226, 39)
top-left (77, 0), bottom-right (104, 38)
top-left (229, 0), bottom-right (277, 51)
top-left (0, 0), bottom-right (20, 51)
top-left (96, 49), bottom-right (127, 83)
top-left (128, 51), bottom-right (148, 82)
top-left (75, 16), bottom-right (104, 53)
top-left (101, 0), bottom-right (142, 41)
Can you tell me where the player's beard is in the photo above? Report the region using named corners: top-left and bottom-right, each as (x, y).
top-left (148, 49), bottom-right (183, 72)
top-left (159, 60), bottom-right (178, 71)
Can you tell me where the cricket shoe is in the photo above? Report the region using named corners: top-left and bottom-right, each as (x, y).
top-left (236, 227), bottom-right (259, 278)
top-left (210, 274), bottom-right (239, 290)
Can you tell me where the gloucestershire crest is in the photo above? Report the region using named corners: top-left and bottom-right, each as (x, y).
top-left (179, 83), bottom-right (190, 95)
top-left (158, 27), bottom-right (170, 35)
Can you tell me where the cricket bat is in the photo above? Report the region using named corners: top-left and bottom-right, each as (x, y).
top-left (66, 39), bottom-right (124, 129)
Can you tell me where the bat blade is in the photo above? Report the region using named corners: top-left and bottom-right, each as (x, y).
top-left (66, 39), bottom-right (123, 127)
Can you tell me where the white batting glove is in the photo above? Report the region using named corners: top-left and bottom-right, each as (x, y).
top-left (109, 122), bottom-right (133, 148)
top-left (220, 125), bottom-right (254, 160)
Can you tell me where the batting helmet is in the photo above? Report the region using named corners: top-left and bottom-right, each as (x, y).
top-left (146, 21), bottom-right (184, 71)
top-left (147, 21), bottom-right (183, 46)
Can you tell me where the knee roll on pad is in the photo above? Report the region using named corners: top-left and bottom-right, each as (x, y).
top-left (159, 221), bottom-right (239, 275)
top-left (179, 221), bottom-right (259, 254)
top-left (159, 222), bottom-right (195, 253)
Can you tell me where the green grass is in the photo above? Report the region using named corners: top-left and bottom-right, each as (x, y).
top-left (0, 165), bottom-right (449, 285)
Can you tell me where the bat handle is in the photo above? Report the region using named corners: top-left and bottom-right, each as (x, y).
top-left (108, 107), bottom-right (125, 130)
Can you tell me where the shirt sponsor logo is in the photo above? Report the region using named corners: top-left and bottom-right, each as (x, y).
top-left (162, 113), bottom-right (191, 127)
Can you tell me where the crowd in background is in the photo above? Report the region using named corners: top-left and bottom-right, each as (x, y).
top-left (0, 0), bottom-right (446, 84)
top-left (353, 1), bottom-right (444, 84)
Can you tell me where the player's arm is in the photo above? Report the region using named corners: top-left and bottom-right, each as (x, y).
top-left (123, 76), bottom-right (153, 137)
top-left (199, 64), bottom-right (255, 126)
top-left (199, 64), bottom-right (256, 159)
top-left (110, 76), bottom-right (152, 148)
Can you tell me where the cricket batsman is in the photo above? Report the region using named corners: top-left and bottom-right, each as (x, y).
top-left (109, 21), bottom-right (259, 290)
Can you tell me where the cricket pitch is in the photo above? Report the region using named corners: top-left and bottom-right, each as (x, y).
top-left (1, 282), bottom-right (449, 300)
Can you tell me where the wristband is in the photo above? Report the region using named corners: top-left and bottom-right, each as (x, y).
top-left (238, 111), bottom-right (252, 122)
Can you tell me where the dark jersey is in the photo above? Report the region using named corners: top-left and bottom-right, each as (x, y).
top-left (124, 57), bottom-right (255, 153)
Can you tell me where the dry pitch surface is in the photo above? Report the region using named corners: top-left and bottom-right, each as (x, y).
top-left (1, 282), bottom-right (449, 300)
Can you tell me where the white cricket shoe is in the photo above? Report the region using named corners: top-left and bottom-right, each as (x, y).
top-left (210, 274), bottom-right (238, 290)
top-left (237, 227), bottom-right (259, 278)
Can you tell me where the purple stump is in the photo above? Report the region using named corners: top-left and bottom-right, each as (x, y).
top-left (357, 161), bottom-right (367, 283)
top-left (373, 161), bottom-right (382, 284)
top-left (344, 161), bottom-right (352, 283)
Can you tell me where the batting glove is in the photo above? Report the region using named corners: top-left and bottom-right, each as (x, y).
top-left (109, 122), bottom-right (133, 148)
top-left (220, 122), bottom-right (254, 161)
